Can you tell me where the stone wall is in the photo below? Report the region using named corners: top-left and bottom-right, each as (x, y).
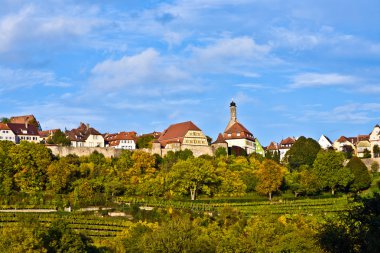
top-left (47, 145), bottom-right (122, 158)
top-left (361, 157), bottom-right (380, 172)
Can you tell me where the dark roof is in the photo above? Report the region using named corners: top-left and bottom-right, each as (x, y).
top-left (7, 123), bottom-right (40, 136)
top-left (230, 100), bottom-right (236, 107)
top-left (66, 123), bottom-right (102, 142)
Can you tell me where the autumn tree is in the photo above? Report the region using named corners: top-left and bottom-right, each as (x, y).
top-left (346, 157), bottom-right (371, 192)
top-left (312, 150), bottom-right (353, 195)
top-left (255, 159), bottom-right (287, 200)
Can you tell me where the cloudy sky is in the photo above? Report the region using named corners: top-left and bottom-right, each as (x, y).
top-left (1, 0), bottom-right (380, 145)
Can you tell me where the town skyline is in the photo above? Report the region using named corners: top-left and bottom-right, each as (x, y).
top-left (1, 1), bottom-right (380, 145)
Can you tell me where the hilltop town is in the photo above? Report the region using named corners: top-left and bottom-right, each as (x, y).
top-left (1, 101), bottom-right (380, 160)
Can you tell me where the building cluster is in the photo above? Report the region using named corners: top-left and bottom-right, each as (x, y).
top-left (1, 103), bottom-right (380, 159)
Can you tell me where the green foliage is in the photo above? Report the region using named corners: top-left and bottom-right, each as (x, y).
top-left (370, 161), bottom-right (379, 174)
top-left (285, 136), bottom-right (321, 171)
top-left (214, 147), bottom-right (227, 157)
top-left (9, 142), bottom-right (53, 194)
top-left (373, 144), bottom-right (380, 158)
top-left (0, 117), bottom-right (10, 123)
top-left (317, 193), bottom-right (380, 253)
top-left (46, 129), bottom-right (71, 146)
top-left (312, 150), bottom-right (353, 195)
top-left (346, 157), bottom-right (371, 192)
top-left (363, 148), bottom-right (371, 158)
top-left (136, 135), bottom-right (154, 149)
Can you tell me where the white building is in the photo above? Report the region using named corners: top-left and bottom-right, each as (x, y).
top-left (318, 135), bottom-right (333, 150)
top-left (0, 123), bottom-right (17, 143)
top-left (279, 137), bottom-right (296, 161)
top-left (105, 132), bottom-right (137, 150)
top-left (7, 123), bottom-right (40, 143)
top-left (66, 123), bottom-right (104, 148)
top-left (369, 124), bottom-right (380, 157)
top-left (222, 101), bottom-right (256, 155)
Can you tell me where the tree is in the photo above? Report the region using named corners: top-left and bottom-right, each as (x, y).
top-left (168, 158), bottom-right (219, 200)
top-left (137, 135), bottom-right (155, 149)
top-left (255, 159), bottom-right (287, 200)
top-left (342, 145), bottom-right (354, 159)
top-left (9, 142), bottom-right (53, 193)
top-left (363, 148), bottom-right (371, 158)
top-left (373, 144), bottom-right (380, 158)
top-left (47, 129), bottom-right (71, 146)
top-left (215, 147), bottom-right (227, 157)
top-left (285, 136), bottom-right (321, 171)
top-left (371, 161), bottom-right (379, 174)
top-left (346, 157), bottom-right (371, 192)
top-left (317, 193), bottom-right (380, 253)
top-left (0, 117), bottom-right (10, 123)
top-left (312, 150), bottom-right (353, 195)
top-left (0, 141), bottom-right (16, 196)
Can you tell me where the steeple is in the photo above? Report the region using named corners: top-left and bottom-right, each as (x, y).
top-left (230, 100), bottom-right (237, 122)
top-left (225, 100), bottom-right (238, 132)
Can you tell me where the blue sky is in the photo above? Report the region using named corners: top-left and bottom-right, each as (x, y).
top-left (1, 0), bottom-right (380, 145)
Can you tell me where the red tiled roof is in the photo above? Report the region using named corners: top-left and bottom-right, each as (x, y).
top-left (0, 123), bottom-right (11, 130)
top-left (212, 133), bottom-right (227, 144)
top-left (158, 121), bottom-right (201, 146)
top-left (7, 123), bottom-right (39, 136)
top-left (267, 141), bottom-right (278, 151)
top-left (223, 122), bottom-right (255, 141)
top-left (280, 137), bottom-right (296, 146)
top-left (39, 129), bottom-right (59, 138)
top-left (336, 136), bottom-right (349, 143)
top-left (104, 131), bottom-right (137, 147)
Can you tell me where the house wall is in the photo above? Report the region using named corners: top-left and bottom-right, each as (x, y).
top-left (85, 134), bottom-right (105, 147)
top-left (115, 140), bottom-right (136, 150)
top-left (19, 135), bottom-right (40, 143)
top-left (0, 130), bottom-right (16, 143)
top-left (182, 130), bottom-right (208, 146)
top-left (225, 139), bottom-right (255, 154)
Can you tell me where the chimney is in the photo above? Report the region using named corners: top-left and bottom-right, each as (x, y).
top-left (86, 123), bottom-right (90, 129)
top-left (25, 121), bottom-right (28, 129)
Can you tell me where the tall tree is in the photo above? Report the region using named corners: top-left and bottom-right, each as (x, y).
top-left (168, 158), bottom-right (219, 200)
top-left (312, 150), bottom-right (353, 195)
top-left (285, 136), bottom-right (321, 171)
top-left (373, 144), bottom-right (380, 158)
top-left (9, 142), bottom-right (53, 193)
top-left (346, 157), bottom-right (371, 192)
top-left (255, 159), bottom-right (287, 200)
top-left (47, 129), bottom-right (71, 146)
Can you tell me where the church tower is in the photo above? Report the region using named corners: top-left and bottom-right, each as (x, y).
top-left (225, 100), bottom-right (238, 132)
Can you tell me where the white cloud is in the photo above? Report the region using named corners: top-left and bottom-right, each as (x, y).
top-left (0, 67), bottom-right (70, 93)
top-left (296, 103), bottom-right (380, 124)
top-left (190, 36), bottom-right (271, 63)
top-left (290, 73), bottom-right (357, 88)
top-left (90, 48), bottom-right (189, 92)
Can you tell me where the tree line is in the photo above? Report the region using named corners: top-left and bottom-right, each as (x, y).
top-left (0, 137), bottom-right (376, 207)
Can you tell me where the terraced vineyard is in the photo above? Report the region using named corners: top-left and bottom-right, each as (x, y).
top-left (132, 196), bottom-right (351, 216)
top-left (0, 212), bottom-right (132, 238)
